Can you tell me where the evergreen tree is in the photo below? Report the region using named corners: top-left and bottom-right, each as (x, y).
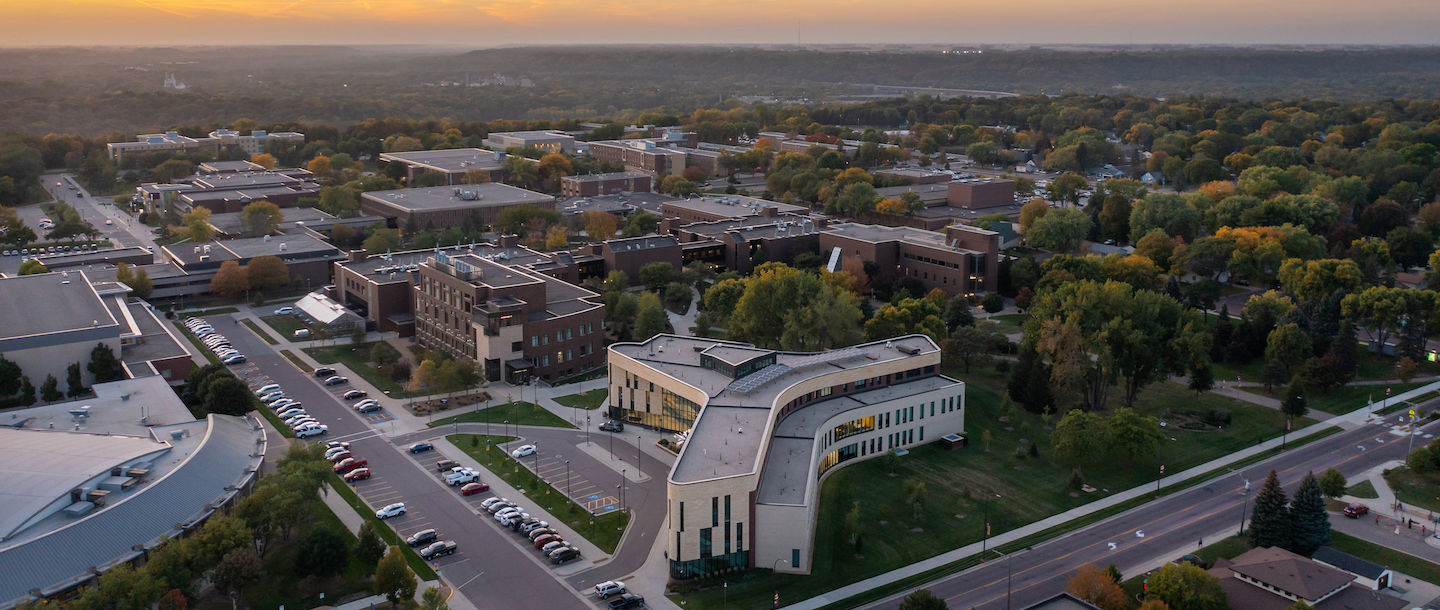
top-left (1249, 470), bottom-right (1292, 549)
top-left (40, 374), bottom-right (62, 402)
top-left (1210, 309), bottom-right (1233, 363)
top-left (1281, 379), bottom-right (1308, 421)
top-left (65, 362), bottom-right (85, 397)
top-left (1188, 362), bottom-right (1215, 396)
top-left (1287, 472), bottom-right (1331, 555)
top-left (1008, 345), bottom-right (1055, 414)
top-left (18, 375), bottom-right (35, 406)
top-left (0, 355), bottom-right (21, 396)
top-left (1326, 320), bottom-right (1359, 384)
top-left (88, 343), bottom-right (124, 383)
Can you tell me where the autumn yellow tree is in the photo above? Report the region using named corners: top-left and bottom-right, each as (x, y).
top-left (183, 207), bottom-right (214, 242)
top-left (1019, 198), bottom-right (1051, 234)
top-left (1065, 563), bottom-right (1128, 610)
top-left (544, 225), bottom-right (569, 250)
top-left (536, 153), bottom-right (573, 192)
top-left (210, 260), bottom-right (250, 297)
top-left (1198, 180), bottom-right (1236, 200)
top-left (876, 197), bottom-right (910, 216)
top-left (239, 200), bottom-right (283, 237)
top-left (583, 210), bottom-right (618, 241)
top-left (246, 255), bottom-right (290, 290)
top-left (306, 155), bottom-right (332, 176)
top-left (250, 153), bottom-right (278, 170)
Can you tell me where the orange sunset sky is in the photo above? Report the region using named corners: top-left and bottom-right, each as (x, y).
top-left (1, 0), bottom-right (1437, 46)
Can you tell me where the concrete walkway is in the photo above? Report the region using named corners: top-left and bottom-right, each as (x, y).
top-left (1334, 460), bottom-right (1440, 554)
top-left (786, 379), bottom-right (1440, 610)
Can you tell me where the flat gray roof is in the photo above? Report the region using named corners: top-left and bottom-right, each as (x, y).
top-left (676, 215), bottom-right (822, 241)
top-left (663, 195), bottom-right (808, 218)
top-left (614, 334), bottom-right (941, 484)
top-left (206, 206), bottom-right (337, 236)
top-left (604, 235), bottom-right (678, 252)
top-left (0, 429), bottom-right (167, 541)
top-left (166, 234), bottom-right (340, 266)
top-left (379, 148), bottom-right (506, 173)
top-left (558, 196), bottom-right (635, 216)
top-left (563, 171), bottom-right (649, 183)
top-left (197, 160), bottom-right (265, 173)
top-left (0, 271), bottom-right (118, 342)
top-left (823, 222), bottom-right (983, 253)
top-left (362, 184), bottom-right (554, 213)
top-left (192, 172), bottom-right (306, 190)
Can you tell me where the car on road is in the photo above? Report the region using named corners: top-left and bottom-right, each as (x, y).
top-left (323, 376), bottom-right (348, 386)
top-left (273, 306), bottom-right (296, 315)
top-left (594, 581), bottom-right (627, 599)
top-left (312, 367), bottom-right (335, 378)
top-left (511, 445), bottom-right (537, 458)
top-left (406, 529), bottom-right (438, 547)
top-left (408, 442), bottom-right (433, 454)
top-left (342, 389), bottom-right (368, 400)
top-left (607, 593), bottom-right (644, 609)
top-left (333, 458), bottom-right (367, 473)
top-left (1344, 504), bottom-right (1369, 518)
top-left (420, 540), bottom-right (457, 559)
top-left (375, 503), bottom-right (406, 519)
top-left (295, 424), bottom-right (328, 438)
top-left (533, 534), bottom-right (561, 549)
top-left (343, 468), bottom-right (371, 482)
top-left (600, 420), bottom-right (624, 432)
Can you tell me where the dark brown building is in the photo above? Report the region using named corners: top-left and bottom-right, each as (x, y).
top-left (660, 195), bottom-right (809, 225)
top-left (560, 172), bottom-right (653, 198)
top-left (947, 178), bottom-right (1016, 209)
top-left (587, 235), bottom-right (684, 285)
top-left (414, 248), bottom-right (604, 383)
top-left (670, 215), bottom-right (827, 275)
top-left (819, 222), bottom-right (999, 296)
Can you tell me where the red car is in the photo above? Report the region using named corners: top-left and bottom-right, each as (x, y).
top-left (333, 458), bottom-right (367, 473)
top-left (533, 533), bottom-right (561, 549)
top-left (1343, 504), bottom-right (1369, 518)
top-left (460, 482), bottom-right (489, 496)
top-left (343, 468), bottom-right (371, 482)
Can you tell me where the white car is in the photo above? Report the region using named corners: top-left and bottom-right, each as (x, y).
top-left (520, 520), bottom-right (549, 533)
top-left (511, 445), bottom-right (536, 459)
top-left (289, 419), bottom-right (319, 430)
top-left (376, 503), bottom-right (407, 519)
top-left (595, 581), bottom-right (627, 599)
top-left (273, 306), bottom-right (296, 315)
top-left (352, 399), bottom-right (379, 410)
top-left (254, 384), bottom-right (281, 396)
top-left (223, 354), bottom-right (247, 365)
top-left (494, 507), bottom-right (524, 521)
top-left (295, 424), bottom-right (328, 438)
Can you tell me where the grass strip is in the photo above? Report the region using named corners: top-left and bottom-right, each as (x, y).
top-left (554, 388), bottom-right (608, 410)
top-left (303, 343), bottom-right (411, 397)
top-left (1330, 531), bottom-right (1440, 584)
top-left (241, 319), bottom-right (278, 345)
top-left (326, 475), bottom-right (440, 580)
top-left (447, 433), bottom-right (630, 553)
top-left (279, 349), bottom-right (311, 372)
top-left (430, 401), bottom-right (576, 429)
top-left (173, 321), bottom-right (222, 366)
top-left (812, 425), bottom-right (1345, 610)
top-left (253, 402), bottom-right (296, 439)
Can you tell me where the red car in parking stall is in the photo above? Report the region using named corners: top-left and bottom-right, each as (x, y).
top-left (343, 468), bottom-right (371, 482)
top-left (460, 482), bottom-right (489, 496)
top-left (333, 458), bottom-right (368, 473)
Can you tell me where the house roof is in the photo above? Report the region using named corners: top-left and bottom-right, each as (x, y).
top-left (1225, 546), bottom-right (1355, 601)
top-left (1312, 546), bottom-right (1387, 580)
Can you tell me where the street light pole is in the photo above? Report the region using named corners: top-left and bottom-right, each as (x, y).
top-left (566, 460), bottom-right (571, 498)
top-left (621, 469), bottom-right (627, 510)
top-left (1238, 480), bottom-right (1251, 537)
top-left (637, 434), bottom-right (642, 472)
top-left (1407, 409), bottom-right (1419, 457)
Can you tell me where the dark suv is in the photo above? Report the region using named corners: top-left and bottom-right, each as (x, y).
top-left (406, 529), bottom-right (437, 547)
top-left (600, 420), bottom-right (624, 432)
top-left (550, 546), bottom-right (581, 564)
top-left (420, 540), bottom-right (457, 559)
top-left (312, 367), bottom-right (336, 377)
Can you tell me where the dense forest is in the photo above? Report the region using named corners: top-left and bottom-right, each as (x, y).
top-left (4, 45), bottom-right (1440, 135)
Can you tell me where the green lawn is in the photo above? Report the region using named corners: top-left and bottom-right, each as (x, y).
top-left (1213, 348), bottom-right (1440, 387)
top-left (255, 401), bottom-right (296, 438)
top-left (303, 342), bottom-right (410, 397)
top-left (447, 434), bottom-right (630, 553)
top-left (1303, 382), bottom-right (1429, 415)
top-left (279, 350), bottom-right (311, 373)
top-left (554, 388), bottom-right (608, 410)
top-left (1384, 468), bottom-right (1440, 513)
top-left (173, 322), bottom-right (222, 366)
top-left (327, 475), bottom-right (439, 580)
top-left (261, 314), bottom-right (314, 339)
top-left (1330, 531), bottom-right (1440, 584)
top-left (554, 366), bottom-right (607, 385)
top-left (985, 313), bottom-right (1025, 332)
top-left (1346, 480), bottom-right (1379, 499)
top-left (674, 368), bottom-right (1312, 610)
top-left (1192, 534), bottom-right (1252, 567)
top-left (429, 401), bottom-right (576, 429)
top-left (241, 319), bottom-right (278, 345)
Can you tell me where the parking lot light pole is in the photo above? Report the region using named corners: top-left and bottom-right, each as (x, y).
top-left (637, 434), bottom-right (642, 471)
top-left (566, 460), bottom-right (571, 498)
top-left (621, 469), bottom-right (627, 510)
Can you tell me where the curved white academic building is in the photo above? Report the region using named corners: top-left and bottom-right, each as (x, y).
top-left (607, 334), bottom-right (965, 579)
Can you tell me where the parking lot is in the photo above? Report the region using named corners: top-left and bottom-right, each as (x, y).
top-left (525, 450), bottom-right (621, 514)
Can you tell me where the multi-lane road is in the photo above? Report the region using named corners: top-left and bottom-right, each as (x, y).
top-left (217, 315), bottom-right (600, 609)
top-left (867, 414), bottom-right (1440, 609)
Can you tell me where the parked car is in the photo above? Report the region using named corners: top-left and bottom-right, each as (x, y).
top-left (375, 503), bottom-right (406, 519)
top-left (446, 468), bottom-right (481, 486)
top-left (222, 354), bottom-right (247, 365)
top-left (550, 547), bottom-right (581, 564)
top-left (312, 367), bottom-right (335, 378)
top-left (406, 529), bottom-right (438, 547)
top-left (326, 451), bottom-right (353, 463)
top-left (295, 424), bottom-right (328, 438)
top-left (541, 540), bottom-right (569, 555)
top-left (420, 541), bottom-right (457, 559)
top-left (499, 513), bottom-right (530, 527)
top-left (595, 582), bottom-right (627, 599)
top-left (333, 458), bottom-right (367, 473)
top-left (436, 459), bottom-right (460, 472)
top-left (527, 527), bottom-right (555, 541)
top-left (460, 482), bottom-right (489, 496)
top-left (324, 446), bottom-right (349, 460)
top-left (325, 441), bottom-right (350, 450)
top-left (494, 507), bottom-right (524, 521)
top-left (356, 403), bottom-right (383, 414)
top-left (480, 497), bottom-right (508, 511)
top-left (273, 306), bottom-right (296, 315)
top-left (607, 594), bottom-right (645, 609)
top-left (342, 389), bottom-right (368, 400)
top-left (352, 399), bottom-right (379, 410)
top-left (533, 534), bottom-right (561, 549)
top-left (511, 444), bottom-right (537, 458)
top-left (343, 468), bottom-right (371, 482)
top-left (254, 384), bottom-right (281, 396)
top-left (1344, 504), bottom-right (1369, 518)
top-left (323, 376), bottom-right (348, 386)
top-left (600, 420), bottom-right (624, 432)
top-left (518, 519), bottom-right (548, 533)
top-left (409, 442), bottom-right (434, 454)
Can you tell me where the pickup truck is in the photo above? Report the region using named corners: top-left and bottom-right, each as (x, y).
top-left (444, 468), bottom-right (481, 485)
top-left (607, 593), bottom-right (644, 608)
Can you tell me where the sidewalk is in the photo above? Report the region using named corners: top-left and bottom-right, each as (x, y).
top-left (1335, 460), bottom-right (1440, 552)
top-left (788, 378), bottom-right (1440, 609)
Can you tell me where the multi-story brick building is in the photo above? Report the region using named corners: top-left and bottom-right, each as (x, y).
top-left (947, 178), bottom-right (1016, 209)
top-left (819, 222), bottom-right (999, 296)
top-left (559, 172), bottom-right (652, 198)
top-left (414, 248), bottom-right (604, 383)
top-left (360, 184), bottom-right (555, 230)
top-left (659, 195), bottom-right (809, 225)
